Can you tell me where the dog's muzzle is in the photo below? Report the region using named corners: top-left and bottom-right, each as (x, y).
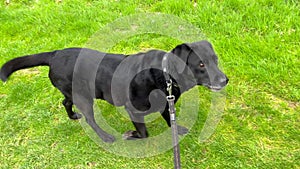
top-left (206, 76), bottom-right (229, 92)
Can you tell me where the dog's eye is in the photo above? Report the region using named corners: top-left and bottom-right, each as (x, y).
top-left (199, 63), bottom-right (205, 68)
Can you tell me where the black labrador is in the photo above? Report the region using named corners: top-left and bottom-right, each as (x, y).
top-left (0, 40), bottom-right (228, 143)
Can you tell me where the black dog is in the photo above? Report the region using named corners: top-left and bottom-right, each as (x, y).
top-left (0, 40), bottom-right (228, 143)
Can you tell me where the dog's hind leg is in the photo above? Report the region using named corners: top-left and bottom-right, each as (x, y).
top-left (62, 97), bottom-right (82, 120)
top-left (75, 96), bottom-right (115, 143)
top-left (58, 88), bottom-right (82, 120)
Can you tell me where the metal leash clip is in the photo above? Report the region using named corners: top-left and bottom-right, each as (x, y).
top-left (166, 79), bottom-right (173, 97)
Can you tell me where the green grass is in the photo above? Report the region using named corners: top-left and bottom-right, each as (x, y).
top-left (0, 0), bottom-right (299, 168)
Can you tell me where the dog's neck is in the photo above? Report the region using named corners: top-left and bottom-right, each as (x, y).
top-left (172, 72), bottom-right (197, 95)
top-left (162, 53), bottom-right (197, 94)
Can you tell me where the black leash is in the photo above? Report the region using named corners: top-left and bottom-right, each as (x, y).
top-left (162, 54), bottom-right (181, 169)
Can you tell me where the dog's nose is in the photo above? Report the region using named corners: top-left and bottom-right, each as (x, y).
top-left (216, 75), bottom-right (229, 87)
top-left (225, 76), bottom-right (229, 84)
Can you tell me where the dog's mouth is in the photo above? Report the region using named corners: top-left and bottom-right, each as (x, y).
top-left (204, 85), bottom-right (224, 92)
top-left (208, 86), bottom-right (223, 92)
top-left (202, 79), bottom-right (228, 92)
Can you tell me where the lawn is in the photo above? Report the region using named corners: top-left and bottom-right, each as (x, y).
top-left (0, 0), bottom-right (299, 168)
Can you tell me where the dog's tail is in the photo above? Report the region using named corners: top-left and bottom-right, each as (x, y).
top-left (0, 51), bottom-right (55, 82)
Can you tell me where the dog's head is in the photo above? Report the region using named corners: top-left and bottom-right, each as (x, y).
top-left (171, 40), bottom-right (229, 91)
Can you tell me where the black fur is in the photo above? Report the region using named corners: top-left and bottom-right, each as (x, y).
top-left (0, 40), bottom-right (228, 143)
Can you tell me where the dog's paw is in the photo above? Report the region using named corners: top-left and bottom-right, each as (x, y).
top-left (123, 130), bottom-right (142, 140)
top-left (177, 125), bottom-right (189, 135)
top-left (103, 134), bottom-right (116, 143)
top-left (69, 113), bottom-right (82, 120)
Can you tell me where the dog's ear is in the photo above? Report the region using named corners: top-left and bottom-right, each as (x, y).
top-left (169, 40), bottom-right (214, 74)
top-left (187, 40), bottom-right (213, 51)
top-left (170, 43), bottom-right (192, 73)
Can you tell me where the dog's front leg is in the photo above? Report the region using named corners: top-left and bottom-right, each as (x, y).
top-left (161, 108), bottom-right (189, 135)
top-left (123, 107), bottom-right (148, 140)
